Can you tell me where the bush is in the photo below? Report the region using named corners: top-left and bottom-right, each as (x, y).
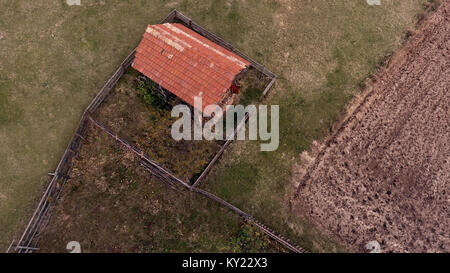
top-left (227, 223), bottom-right (270, 253)
top-left (135, 76), bottom-right (168, 110)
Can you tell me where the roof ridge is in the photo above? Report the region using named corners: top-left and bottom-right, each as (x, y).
top-left (133, 22), bottom-right (250, 113)
top-left (162, 23), bottom-right (248, 68)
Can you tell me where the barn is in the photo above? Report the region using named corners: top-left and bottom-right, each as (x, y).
top-left (132, 23), bottom-right (251, 115)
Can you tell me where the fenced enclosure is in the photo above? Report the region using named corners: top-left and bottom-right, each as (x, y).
top-left (7, 10), bottom-right (305, 254)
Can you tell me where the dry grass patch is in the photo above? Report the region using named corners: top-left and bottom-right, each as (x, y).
top-left (38, 123), bottom-right (285, 253)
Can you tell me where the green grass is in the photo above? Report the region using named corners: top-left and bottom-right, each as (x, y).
top-left (92, 69), bottom-right (222, 182)
top-left (201, 0), bottom-right (430, 252)
top-left (38, 125), bottom-right (283, 253)
top-left (0, 0), bottom-right (429, 250)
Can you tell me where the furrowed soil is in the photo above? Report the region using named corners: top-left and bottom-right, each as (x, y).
top-left (292, 2), bottom-right (450, 253)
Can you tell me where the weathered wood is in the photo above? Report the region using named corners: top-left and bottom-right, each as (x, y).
top-left (75, 133), bottom-right (87, 142)
top-left (87, 49), bottom-right (136, 114)
top-left (171, 10), bottom-right (276, 78)
top-left (9, 46), bottom-right (133, 251)
top-left (260, 76), bottom-right (276, 101)
top-left (140, 161), bottom-right (184, 194)
top-left (14, 246), bottom-right (40, 251)
top-left (161, 9), bottom-right (177, 24)
top-left (9, 9), bottom-right (280, 253)
top-left (87, 116), bottom-right (192, 189)
top-left (192, 112), bottom-right (250, 188)
top-left (191, 187), bottom-right (250, 218)
top-left (6, 240), bottom-right (15, 253)
top-left (249, 219), bottom-right (306, 253)
top-left (31, 165), bottom-right (74, 249)
top-left (87, 115), bottom-right (305, 253)
top-left (192, 183), bottom-right (306, 253)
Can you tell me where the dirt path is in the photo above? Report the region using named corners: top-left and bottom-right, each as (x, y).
top-left (292, 1), bottom-right (450, 253)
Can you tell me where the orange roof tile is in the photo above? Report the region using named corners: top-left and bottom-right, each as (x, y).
top-left (132, 23), bottom-right (250, 113)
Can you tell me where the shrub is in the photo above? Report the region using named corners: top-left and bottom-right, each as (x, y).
top-left (135, 76), bottom-right (168, 110)
top-left (227, 223), bottom-right (270, 253)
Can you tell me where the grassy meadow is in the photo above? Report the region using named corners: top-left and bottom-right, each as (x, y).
top-left (0, 0), bottom-right (430, 250)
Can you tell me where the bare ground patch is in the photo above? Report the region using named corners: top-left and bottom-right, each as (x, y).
top-left (292, 2), bottom-right (450, 253)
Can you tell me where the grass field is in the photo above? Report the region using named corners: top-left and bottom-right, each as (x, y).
top-left (0, 0), bottom-right (429, 250)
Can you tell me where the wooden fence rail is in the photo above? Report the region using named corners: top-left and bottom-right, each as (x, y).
top-left (7, 9), bottom-right (292, 254)
top-left (87, 116), bottom-right (192, 189)
top-left (192, 112), bottom-right (250, 188)
top-left (172, 10), bottom-right (276, 79)
top-left (89, 116), bottom-right (306, 253)
top-left (6, 12), bottom-right (178, 253)
top-left (12, 115), bottom-right (89, 253)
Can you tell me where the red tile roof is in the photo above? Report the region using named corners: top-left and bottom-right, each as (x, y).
top-left (132, 23), bottom-right (250, 114)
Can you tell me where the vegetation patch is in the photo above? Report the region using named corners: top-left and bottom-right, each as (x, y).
top-left (227, 223), bottom-right (287, 253)
top-left (92, 69), bottom-right (222, 182)
top-left (37, 123), bottom-right (282, 253)
top-left (1, 0), bottom-right (433, 251)
top-left (236, 68), bottom-right (271, 106)
top-left (92, 65), bottom-right (270, 184)
top-left (0, 91), bottom-right (21, 125)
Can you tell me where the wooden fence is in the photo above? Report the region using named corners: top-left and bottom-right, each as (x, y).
top-left (7, 11), bottom-right (174, 253)
top-left (88, 116), bottom-right (305, 253)
top-left (6, 10), bottom-right (302, 254)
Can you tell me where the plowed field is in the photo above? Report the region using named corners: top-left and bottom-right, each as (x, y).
top-left (293, 2), bottom-right (450, 253)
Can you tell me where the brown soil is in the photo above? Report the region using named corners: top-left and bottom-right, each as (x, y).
top-left (292, 2), bottom-right (450, 253)
top-left (93, 69), bottom-right (222, 182)
top-left (38, 123), bottom-right (283, 253)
